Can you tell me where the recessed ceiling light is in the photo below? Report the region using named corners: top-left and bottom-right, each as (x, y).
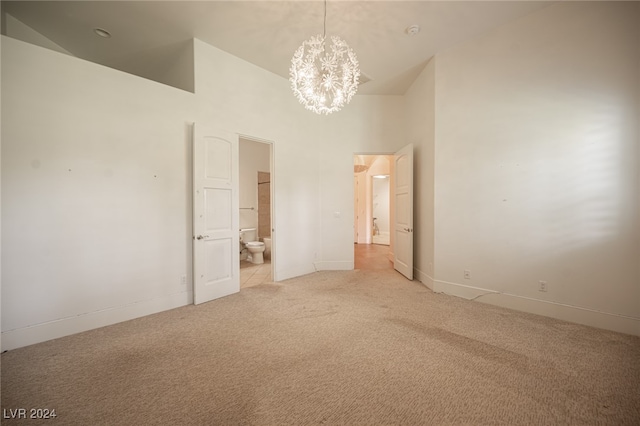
top-left (405, 24), bottom-right (421, 36)
top-left (93, 28), bottom-right (111, 38)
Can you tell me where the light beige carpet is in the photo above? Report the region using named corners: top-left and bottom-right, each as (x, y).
top-left (2, 270), bottom-right (639, 425)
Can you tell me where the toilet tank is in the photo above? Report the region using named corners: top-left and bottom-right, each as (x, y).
top-left (240, 228), bottom-right (257, 243)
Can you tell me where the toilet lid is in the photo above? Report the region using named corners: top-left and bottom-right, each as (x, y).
top-left (246, 242), bottom-right (264, 247)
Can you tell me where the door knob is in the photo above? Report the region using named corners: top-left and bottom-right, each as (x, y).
top-left (196, 235), bottom-right (209, 240)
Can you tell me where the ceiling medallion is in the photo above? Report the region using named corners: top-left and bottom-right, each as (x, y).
top-left (289, 1), bottom-right (360, 115)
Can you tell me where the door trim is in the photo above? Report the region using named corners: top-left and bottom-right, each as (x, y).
top-left (239, 134), bottom-right (277, 282)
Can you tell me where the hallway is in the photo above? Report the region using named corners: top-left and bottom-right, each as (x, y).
top-left (354, 243), bottom-right (393, 270)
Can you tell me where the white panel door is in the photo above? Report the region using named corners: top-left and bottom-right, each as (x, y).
top-left (394, 144), bottom-right (414, 280)
top-left (193, 124), bottom-right (239, 304)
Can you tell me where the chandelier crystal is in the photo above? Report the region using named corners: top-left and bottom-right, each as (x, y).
top-left (289, 4), bottom-right (360, 114)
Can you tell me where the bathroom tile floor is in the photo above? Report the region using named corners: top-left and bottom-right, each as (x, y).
top-left (240, 259), bottom-right (272, 288)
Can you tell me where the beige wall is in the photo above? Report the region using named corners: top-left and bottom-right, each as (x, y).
top-left (315, 96), bottom-right (405, 271)
top-left (2, 37), bottom-right (197, 349)
top-left (257, 171), bottom-right (271, 240)
top-left (432, 1), bottom-right (639, 334)
top-left (404, 58), bottom-right (436, 288)
top-left (1, 36), bottom-right (405, 349)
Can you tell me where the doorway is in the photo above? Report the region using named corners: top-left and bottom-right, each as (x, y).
top-left (372, 174), bottom-right (390, 245)
top-left (239, 136), bottom-right (275, 288)
top-left (353, 145), bottom-right (414, 279)
top-left (354, 154), bottom-right (393, 270)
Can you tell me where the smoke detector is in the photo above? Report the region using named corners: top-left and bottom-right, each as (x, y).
top-left (93, 28), bottom-right (111, 38)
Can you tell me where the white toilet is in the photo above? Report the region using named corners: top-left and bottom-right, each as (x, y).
top-left (246, 242), bottom-right (265, 264)
top-left (240, 228), bottom-right (265, 264)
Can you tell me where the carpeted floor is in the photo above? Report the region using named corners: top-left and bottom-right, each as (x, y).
top-left (2, 269), bottom-right (639, 425)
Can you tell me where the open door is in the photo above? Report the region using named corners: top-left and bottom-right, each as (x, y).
top-left (192, 124), bottom-right (240, 304)
top-left (393, 144), bottom-right (413, 279)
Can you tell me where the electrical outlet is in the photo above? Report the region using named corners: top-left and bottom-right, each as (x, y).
top-left (180, 275), bottom-right (187, 287)
top-left (539, 280), bottom-right (547, 292)
top-left (464, 270), bottom-right (471, 280)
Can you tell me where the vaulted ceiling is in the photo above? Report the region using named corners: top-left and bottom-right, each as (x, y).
top-left (2, 1), bottom-right (554, 95)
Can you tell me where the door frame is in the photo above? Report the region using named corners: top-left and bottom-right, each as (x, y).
top-left (353, 151), bottom-right (396, 258)
top-left (239, 134), bottom-right (277, 282)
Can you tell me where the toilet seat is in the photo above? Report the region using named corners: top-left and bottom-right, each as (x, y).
top-left (246, 242), bottom-right (264, 248)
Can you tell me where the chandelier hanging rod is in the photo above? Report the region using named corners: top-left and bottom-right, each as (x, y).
top-left (323, 0), bottom-right (326, 38)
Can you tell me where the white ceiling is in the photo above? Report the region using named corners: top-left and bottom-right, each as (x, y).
top-left (2, 1), bottom-right (554, 95)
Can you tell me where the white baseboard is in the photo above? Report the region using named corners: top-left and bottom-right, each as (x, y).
top-left (433, 280), bottom-right (498, 300)
top-left (414, 267), bottom-right (434, 290)
top-left (314, 261), bottom-right (354, 271)
top-left (1, 291), bottom-right (192, 351)
top-left (433, 280), bottom-right (640, 337)
top-left (276, 264), bottom-right (318, 282)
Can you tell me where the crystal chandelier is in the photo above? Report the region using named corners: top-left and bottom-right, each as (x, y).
top-left (289, 0), bottom-right (360, 115)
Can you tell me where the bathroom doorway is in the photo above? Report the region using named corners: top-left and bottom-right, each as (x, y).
top-left (239, 137), bottom-right (275, 288)
top-left (354, 154), bottom-right (393, 270)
